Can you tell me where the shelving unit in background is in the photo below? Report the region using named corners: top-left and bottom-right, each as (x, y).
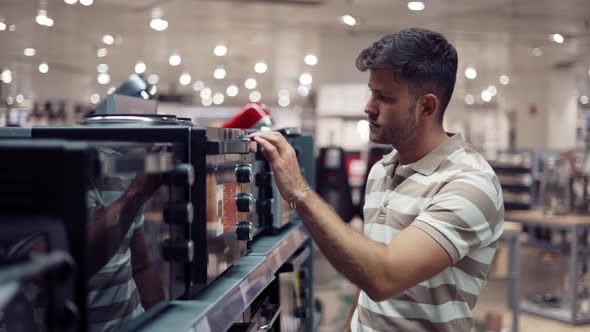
top-left (487, 150), bottom-right (541, 210)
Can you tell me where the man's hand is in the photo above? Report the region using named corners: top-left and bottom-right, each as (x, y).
top-left (249, 131), bottom-right (308, 200)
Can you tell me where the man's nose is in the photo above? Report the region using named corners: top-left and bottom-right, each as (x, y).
top-left (364, 96), bottom-right (377, 115)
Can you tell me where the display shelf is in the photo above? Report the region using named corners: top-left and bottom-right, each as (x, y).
top-left (488, 150), bottom-right (540, 210)
top-left (120, 222), bottom-right (310, 332)
top-left (521, 300), bottom-right (590, 324)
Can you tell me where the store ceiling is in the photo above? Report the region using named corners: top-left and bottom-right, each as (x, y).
top-left (0, 0), bottom-right (589, 106)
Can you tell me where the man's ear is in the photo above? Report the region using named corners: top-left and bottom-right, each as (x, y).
top-left (418, 94), bottom-right (439, 118)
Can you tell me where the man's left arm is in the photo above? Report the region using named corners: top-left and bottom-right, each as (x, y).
top-left (250, 132), bottom-right (457, 301)
top-left (129, 222), bottom-right (165, 309)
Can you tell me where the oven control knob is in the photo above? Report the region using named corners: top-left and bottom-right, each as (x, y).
top-left (236, 193), bottom-right (253, 212)
top-left (164, 163), bottom-right (194, 186)
top-left (236, 221), bottom-right (254, 241)
top-left (161, 240), bottom-right (194, 262)
top-left (163, 202), bottom-right (194, 224)
top-left (235, 164), bottom-right (253, 183)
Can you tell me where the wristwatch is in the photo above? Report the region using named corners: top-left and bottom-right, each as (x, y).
top-left (288, 186), bottom-right (310, 209)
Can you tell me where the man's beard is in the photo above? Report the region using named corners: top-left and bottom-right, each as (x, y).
top-left (388, 108), bottom-right (417, 148)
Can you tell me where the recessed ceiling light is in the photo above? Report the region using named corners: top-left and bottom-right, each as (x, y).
top-left (202, 97), bottom-right (212, 107)
top-left (179, 72), bottom-right (191, 86)
top-left (80, 0), bottom-right (93, 6)
top-left (481, 90), bottom-right (492, 102)
top-left (464, 66), bottom-right (477, 80)
top-left (38, 62), bottom-right (49, 73)
top-left (24, 48), bottom-right (36, 57)
top-left (278, 89), bottom-right (290, 98)
top-left (193, 81), bottom-right (205, 92)
top-left (102, 35), bottom-right (114, 45)
top-left (245, 78), bottom-right (257, 89)
top-left (338, 15), bottom-right (357, 27)
top-left (0, 22), bottom-right (6, 31)
top-left (213, 93), bottom-right (224, 105)
top-left (169, 54), bottom-right (181, 66)
top-left (550, 33), bottom-right (565, 44)
top-left (249, 90), bottom-right (262, 102)
top-left (304, 54), bottom-right (318, 66)
top-left (97, 63), bottom-right (109, 73)
top-left (226, 85), bottom-right (239, 97)
top-left (278, 96), bottom-right (290, 107)
top-left (499, 74), bottom-right (510, 85)
top-left (1, 69), bottom-right (12, 83)
top-left (299, 73), bottom-right (312, 85)
top-left (200, 88), bottom-right (212, 99)
top-left (8, 24), bottom-right (15, 31)
top-left (148, 74), bottom-right (159, 85)
top-left (64, 0), bottom-right (77, 5)
top-left (581, 95), bottom-right (589, 105)
top-left (407, 1), bottom-right (425, 11)
top-left (134, 61), bottom-right (146, 74)
top-left (97, 73), bottom-right (111, 85)
top-left (90, 93), bottom-right (100, 104)
top-left (97, 48), bottom-right (107, 58)
top-left (150, 18), bottom-right (168, 31)
top-left (297, 85), bottom-right (309, 97)
top-left (254, 62), bottom-right (268, 74)
top-left (213, 67), bottom-right (226, 80)
top-left (488, 85), bottom-right (497, 97)
top-left (529, 48), bottom-right (542, 57)
top-left (464, 94), bottom-right (475, 105)
top-left (6, 97), bottom-right (13, 105)
top-left (214, 44), bottom-right (228, 57)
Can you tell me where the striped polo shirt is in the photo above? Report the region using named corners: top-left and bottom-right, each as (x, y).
top-left (351, 133), bottom-right (504, 332)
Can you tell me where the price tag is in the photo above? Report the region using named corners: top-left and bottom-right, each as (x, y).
top-left (194, 317), bottom-right (211, 332)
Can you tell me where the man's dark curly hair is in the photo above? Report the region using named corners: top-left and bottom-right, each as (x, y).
top-left (356, 28), bottom-right (458, 120)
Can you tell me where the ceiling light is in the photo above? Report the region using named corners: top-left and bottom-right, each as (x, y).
top-left (464, 94), bottom-right (475, 105)
top-left (464, 66), bottom-right (477, 80)
top-left (149, 85), bottom-right (157, 95)
top-left (278, 96), bottom-right (290, 107)
top-left (249, 91), bottom-right (262, 102)
top-left (107, 86), bottom-right (116, 94)
top-left (481, 90), bottom-right (492, 102)
top-left (200, 88), bottom-right (212, 99)
top-left (193, 81), bottom-right (205, 92)
top-left (213, 67), bottom-right (226, 80)
top-left (299, 73), bottom-right (313, 85)
top-left (8, 24), bottom-right (15, 32)
top-left (90, 93), bottom-right (100, 104)
top-left (338, 15), bottom-right (357, 27)
top-left (38, 62), bottom-right (49, 73)
top-left (407, 1), bottom-right (425, 11)
top-left (97, 63), bottom-right (109, 73)
top-left (179, 72), bottom-right (191, 86)
top-left (97, 73), bottom-right (111, 85)
top-left (245, 78), bottom-right (257, 89)
top-left (35, 10), bottom-right (54, 27)
top-left (64, 0), bottom-right (77, 4)
top-left (297, 85), bottom-right (309, 97)
top-left (226, 85), bottom-right (239, 97)
top-left (550, 33), bottom-right (565, 44)
top-left (80, 0), bottom-right (93, 6)
top-left (147, 74), bottom-right (159, 85)
top-left (499, 75), bottom-right (510, 85)
top-left (6, 97), bottom-right (13, 105)
top-left (114, 36), bottom-right (123, 45)
top-left (202, 98), bottom-right (212, 107)
top-left (24, 48), bottom-right (36, 57)
top-left (1, 69), bottom-right (12, 83)
top-left (304, 54), bottom-right (318, 66)
top-left (213, 93), bottom-right (224, 105)
top-left (15, 94), bottom-right (24, 104)
top-left (102, 35), bottom-right (114, 45)
top-left (97, 48), bottom-right (107, 58)
top-left (169, 54), bottom-right (181, 66)
top-left (488, 85), bottom-right (497, 97)
top-left (139, 90), bottom-right (149, 99)
top-left (529, 48), bottom-right (542, 57)
top-left (134, 61), bottom-right (146, 74)
top-left (0, 22), bottom-right (6, 31)
top-left (254, 62), bottom-right (268, 74)
top-left (214, 44), bottom-right (228, 57)
top-left (150, 18), bottom-right (168, 31)
top-left (581, 95), bottom-right (589, 105)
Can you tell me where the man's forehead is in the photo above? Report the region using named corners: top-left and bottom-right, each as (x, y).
top-left (368, 68), bottom-right (404, 89)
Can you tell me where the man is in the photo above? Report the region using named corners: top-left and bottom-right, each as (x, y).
top-left (250, 28), bottom-right (504, 331)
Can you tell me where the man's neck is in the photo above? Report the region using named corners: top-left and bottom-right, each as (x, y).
top-left (396, 128), bottom-right (449, 165)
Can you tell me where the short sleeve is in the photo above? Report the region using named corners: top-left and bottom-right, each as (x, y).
top-left (412, 171), bottom-right (504, 263)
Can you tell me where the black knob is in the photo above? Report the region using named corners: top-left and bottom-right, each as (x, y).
top-left (255, 173), bottom-right (272, 187)
top-left (236, 193), bottom-right (253, 212)
top-left (256, 199), bottom-right (272, 215)
top-left (164, 163), bottom-right (194, 186)
top-left (161, 239), bottom-right (194, 262)
top-left (236, 221), bottom-right (253, 241)
top-left (163, 202), bottom-right (194, 224)
top-left (235, 164), bottom-right (252, 183)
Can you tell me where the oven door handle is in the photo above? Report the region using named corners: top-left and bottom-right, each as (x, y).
top-left (257, 306), bottom-right (281, 331)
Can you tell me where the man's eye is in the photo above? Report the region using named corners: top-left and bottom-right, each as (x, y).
top-left (378, 96), bottom-right (391, 102)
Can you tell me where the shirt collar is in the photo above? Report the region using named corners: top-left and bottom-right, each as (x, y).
top-left (381, 133), bottom-right (465, 175)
